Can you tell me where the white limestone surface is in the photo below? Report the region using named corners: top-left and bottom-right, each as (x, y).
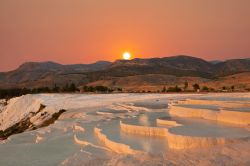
top-left (0, 93), bottom-right (249, 166)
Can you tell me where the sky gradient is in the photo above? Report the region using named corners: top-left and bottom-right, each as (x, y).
top-left (1, 0), bottom-right (250, 71)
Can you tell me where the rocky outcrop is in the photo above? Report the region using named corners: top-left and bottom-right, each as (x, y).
top-left (0, 95), bottom-right (67, 139)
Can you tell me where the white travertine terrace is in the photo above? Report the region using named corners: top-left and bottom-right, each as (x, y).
top-left (218, 109), bottom-right (250, 125)
top-left (74, 133), bottom-right (111, 152)
top-left (96, 111), bottom-right (113, 115)
top-left (74, 134), bottom-right (90, 146)
top-left (169, 105), bottom-right (217, 120)
top-left (1, 93), bottom-right (250, 165)
top-left (177, 99), bottom-right (250, 108)
top-left (35, 135), bottom-right (43, 143)
top-left (166, 131), bottom-right (229, 149)
top-left (156, 118), bottom-right (182, 127)
top-left (94, 127), bottom-right (140, 154)
top-left (169, 105), bottom-right (250, 126)
top-left (0, 93), bottom-right (178, 131)
top-left (73, 124), bottom-right (85, 132)
top-left (120, 121), bottom-right (168, 137)
top-left (120, 121), bottom-right (243, 149)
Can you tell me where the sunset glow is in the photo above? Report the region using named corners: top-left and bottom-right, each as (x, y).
top-left (123, 52), bottom-right (131, 60)
top-left (0, 1), bottom-right (250, 165)
top-left (0, 0), bottom-right (250, 72)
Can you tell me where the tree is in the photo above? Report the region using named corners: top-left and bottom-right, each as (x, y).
top-left (184, 81), bottom-right (189, 91)
top-left (193, 84), bottom-right (200, 91)
top-left (52, 84), bottom-right (60, 93)
top-left (95, 86), bottom-right (108, 92)
top-left (0, 88), bottom-right (32, 99)
top-left (88, 86), bottom-right (95, 92)
top-left (245, 88), bottom-right (250, 92)
top-left (231, 86), bottom-right (235, 91)
top-left (202, 86), bottom-right (209, 92)
top-left (83, 86), bottom-right (88, 92)
top-left (117, 88), bottom-right (123, 92)
top-left (63, 83), bottom-right (69, 92)
top-left (167, 85), bottom-right (182, 92)
top-left (69, 83), bottom-right (77, 92)
top-left (82, 86), bottom-right (95, 92)
top-left (162, 86), bottom-right (167, 93)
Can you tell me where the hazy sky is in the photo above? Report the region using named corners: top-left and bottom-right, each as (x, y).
top-left (1, 0), bottom-right (250, 71)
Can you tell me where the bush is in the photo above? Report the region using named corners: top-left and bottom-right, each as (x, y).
top-left (222, 86), bottom-right (227, 90)
top-left (193, 84), bottom-right (200, 91)
top-left (162, 86), bottom-right (167, 92)
top-left (0, 88), bottom-right (31, 99)
top-left (184, 81), bottom-right (189, 91)
top-left (63, 83), bottom-right (78, 92)
top-left (231, 86), bottom-right (235, 91)
top-left (202, 86), bottom-right (209, 91)
top-left (167, 86), bottom-right (182, 92)
top-left (82, 85), bottom-right (112, 93)
top-left (52, 84), bottom-right (60, 93)
top-left (117, 88), bottom-right (123, 92)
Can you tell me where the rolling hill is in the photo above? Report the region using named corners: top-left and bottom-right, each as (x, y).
top-left (0, 55), bottom-right (249, 91)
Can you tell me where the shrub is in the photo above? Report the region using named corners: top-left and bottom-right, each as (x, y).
top-left (202, 86), bottom-right (209, 91)
top-left (167, 86), bottom-right (182, 92)
top-left (193, 84), bottom-right (200, 91)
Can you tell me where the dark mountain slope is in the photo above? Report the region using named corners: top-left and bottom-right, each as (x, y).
top-left (214, 59), bottom-right (250, 76)
top-left (0, 56), bottom-right (249, 89)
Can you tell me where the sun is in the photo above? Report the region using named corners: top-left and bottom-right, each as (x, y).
top-left (123, 52), bottom-right (131, 60)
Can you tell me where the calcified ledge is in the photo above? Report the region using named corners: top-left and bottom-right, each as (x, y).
top-left (178, 99), bottom-right (250, 108)
top-left (74, 134), bottom-right (89, 146)
top-left (156, 118), bottom-right (182, 127)
top-left (74, 133), bottom-right (111, 152)
top-left (169, 105), bottom-right (250, 126)
top-left (73, 124), bottom-right (85, 132)
top-left (120, 121), bottom-right (168, 137)
top-left (120, 121), bottom-right (238, 150)
top-left (94, 127), bottom-right (140, 154)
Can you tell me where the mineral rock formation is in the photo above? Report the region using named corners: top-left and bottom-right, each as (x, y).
top-left (169, 105), bottom-right (250, 126)
top-left (94, 127), bottom-right (140, 154)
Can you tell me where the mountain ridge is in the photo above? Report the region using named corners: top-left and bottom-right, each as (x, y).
top-left (0, 55), bottom-right (249, 89)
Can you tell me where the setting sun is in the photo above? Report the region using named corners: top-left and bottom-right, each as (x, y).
top-left (123, 52), bottom-right (131, 60)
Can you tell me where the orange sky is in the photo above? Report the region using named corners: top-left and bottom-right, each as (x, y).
top-left (1, 0), bottom-right (250, 71)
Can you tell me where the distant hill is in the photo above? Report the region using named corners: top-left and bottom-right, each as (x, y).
top-left (88, 56), bottom-right (215, 80)
top-left (209, 60), bottom-right (223, 64)
top-left (214, 59), bottom-right (250, 76)
top-left (0, 61), bottom-right (111, 88)
top-left (0, 56), bottom-right (249, 90)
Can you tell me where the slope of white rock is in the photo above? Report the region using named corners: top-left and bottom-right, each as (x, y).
top-left (0, 93), bottom-right (249, 166)
top-left (0, 95), bottom-right (44, 130)
top-left (0, 93), bottom-right (195, 133)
